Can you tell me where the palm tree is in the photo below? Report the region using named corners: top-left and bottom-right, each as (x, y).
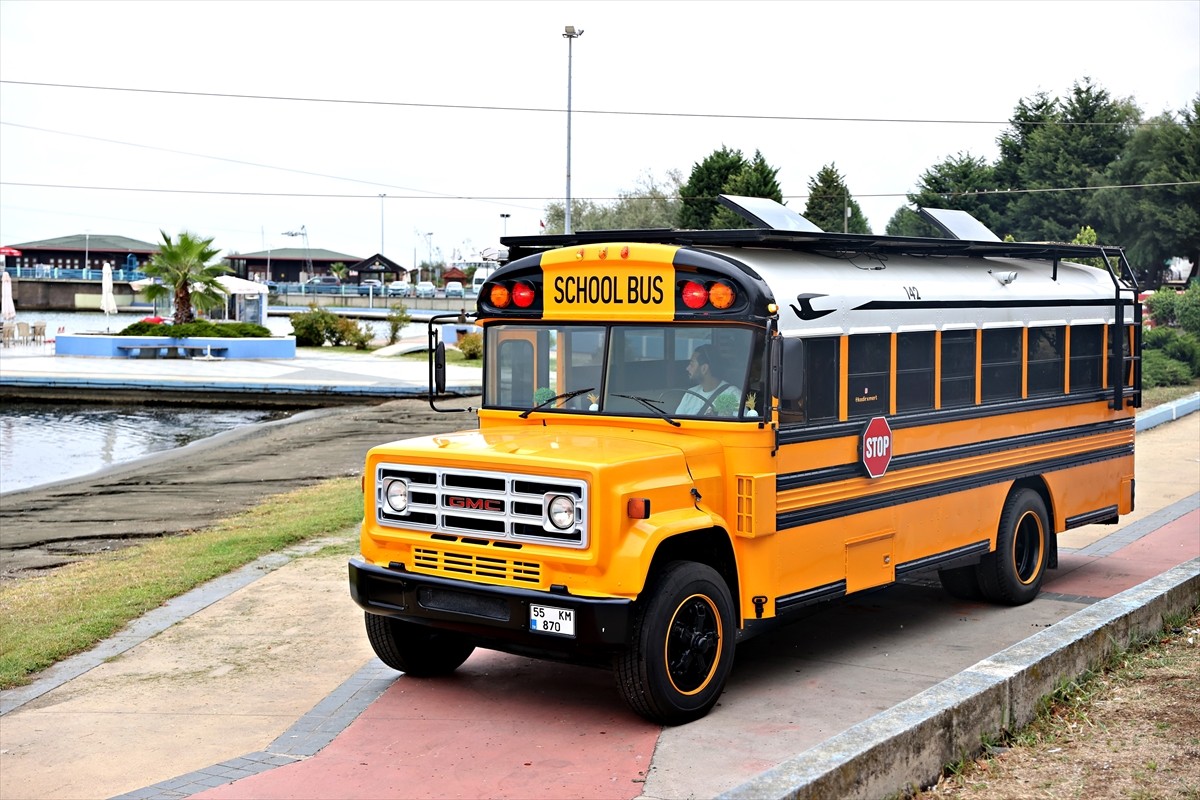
top-left (142, 230), bottom-right (229, 324)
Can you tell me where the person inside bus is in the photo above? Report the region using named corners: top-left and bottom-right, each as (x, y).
top-left (676, 344), bottom-right (741, 416)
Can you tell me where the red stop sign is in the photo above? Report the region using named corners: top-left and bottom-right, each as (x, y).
top-left (861, 416), bottom-right (893, 478)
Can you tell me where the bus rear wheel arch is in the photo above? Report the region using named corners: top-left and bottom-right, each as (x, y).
top-left (977, 487), bottom-right (1050, 606)
top-left (614, 560), bottom-right (736, 725)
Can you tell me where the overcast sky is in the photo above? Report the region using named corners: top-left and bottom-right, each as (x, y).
top-left (1, 0), bottom-right (1197, 269)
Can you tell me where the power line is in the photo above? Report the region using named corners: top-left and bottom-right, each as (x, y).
top-left (0, 79), bottom-right (1167, 127)
top-left (3, 180), bottom-right (1194, 202)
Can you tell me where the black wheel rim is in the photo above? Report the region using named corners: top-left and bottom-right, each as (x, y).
top-left (664, 593), bottom-right (722, 695)
top-left (1013, 510), bottom-right (1045, 584)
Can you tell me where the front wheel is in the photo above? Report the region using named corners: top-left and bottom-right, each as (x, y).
top-left (364, 613), bottom-right (475, 676)
top-left (615, 561), bottom-right (736, 725)
top-left (977, 488), bottom-right (1050, 606)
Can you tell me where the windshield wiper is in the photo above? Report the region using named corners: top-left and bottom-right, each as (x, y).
top-left (611, 394), bottom-right (681, 427)
top-left (519, 387), bottom-right (595, 418)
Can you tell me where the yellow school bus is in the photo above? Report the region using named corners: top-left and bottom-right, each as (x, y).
top-left (349, 198), bottom-right (1141, 724)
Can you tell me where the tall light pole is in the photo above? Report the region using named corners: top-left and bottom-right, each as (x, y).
top-left (500, 213), bottom-right (511, 238)
top-left (379, 194), bottom-right (386, 253)
top-left (563, 25), bottom-right (583, 235)
top-left (425, 232), bottom-right (433, 284)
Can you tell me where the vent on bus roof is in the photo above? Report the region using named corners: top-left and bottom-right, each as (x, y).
top-left (716, 195), bottom-right (824, 233)
top-left (917, 207), bottom-right (1002, 242)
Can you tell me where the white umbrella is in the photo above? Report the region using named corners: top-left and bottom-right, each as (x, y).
top-left (100, 262), bottom-right (118, 326)
top-left (1, 270), bottom-right (15, 322)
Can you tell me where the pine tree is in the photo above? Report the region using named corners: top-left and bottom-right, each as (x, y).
top-left (803, 164), bottom-right (870, 234)
top-left (677, 146), bottom-right (747, 229)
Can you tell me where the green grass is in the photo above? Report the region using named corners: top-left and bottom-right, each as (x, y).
top-left (1141, 378), bottom-right (1200, 408)
top-left (0, 477), bottom-right (362, 689)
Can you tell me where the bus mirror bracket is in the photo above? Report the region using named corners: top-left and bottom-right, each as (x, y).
top-left (427, 313), bottom-right (476, 413)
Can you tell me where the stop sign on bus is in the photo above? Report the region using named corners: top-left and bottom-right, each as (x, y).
top-left (861, 416), bottom-right (893, 478)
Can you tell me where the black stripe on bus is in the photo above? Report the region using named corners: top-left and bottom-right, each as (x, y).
top-left (776, 443), bottom-right (1133, 531)
top-left (775, 580), bottom-right (846, 613)
top-left (771, 540), bottom-right (992, 619)
top-left (777, 418), bottom-right (1133, 491)
top-left (777, 391), bottom-right (1116, 446)
top-left (854, 298), bottom-right (1117, 311)
top-left (893, 540), bottom-right (991, 577)
top-left (1065, 505), bottom-right (1119, 529)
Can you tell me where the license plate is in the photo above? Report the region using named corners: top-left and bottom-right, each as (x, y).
top-left (529, 604), bottom-right (575, 637)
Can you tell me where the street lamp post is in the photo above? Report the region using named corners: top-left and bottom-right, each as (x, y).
top-left (425, 232), bottom-right (433, 284)
top-left (500, 213), bottom-right (511, 238)
top-left (380, 194), bottom-right (386, 253)
top-left (563, 25), bottom-right (583, 235)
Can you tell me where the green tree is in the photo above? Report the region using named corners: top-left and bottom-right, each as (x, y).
top-left (677, 146), bottom-right (747, 229)
top-left (329, 262), bottom-right (349, 281)
top-left (1091, 98), bottom-right (1200, 284)
top-left (710, 150), bottom-right (785, 229)
top-left (1000, 78), bottom-right (1141, 241)
top-left (141, 230), bottom-right (228, 325)
top-left (885, 207), bottom-right (939, 237)
top-left (802, 163), bottom-right (870, 234)
top-left (905, 152), bottom-right (1004, 235)
top-left (543, 170), bottom-right (682, 233)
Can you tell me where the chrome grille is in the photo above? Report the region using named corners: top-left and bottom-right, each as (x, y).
top-left (376, 464), bottom-right (588, 549)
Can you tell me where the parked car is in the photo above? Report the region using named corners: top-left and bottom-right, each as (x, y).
top-left (387, 280), bottom-right (411, 297)
top-left (304, 276), bottom-right (342, 294)
top-left (357, 279), bottom-right (384, 296)
top-left (445, 280), bottom-right (465, 299)
top-left (414, 281), bottom-right (436, 299)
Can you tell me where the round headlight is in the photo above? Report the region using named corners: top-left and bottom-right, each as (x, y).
top-left (384, 480), bottom-right (409, 513)
top-left (547, 494), bottom-right (575, 530)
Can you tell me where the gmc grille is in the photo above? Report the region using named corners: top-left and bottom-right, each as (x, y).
top-left (376, 464), bottom-right (588, 549)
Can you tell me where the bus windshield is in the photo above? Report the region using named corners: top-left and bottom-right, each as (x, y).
top-left (485, 324), bottom-right (765, 419)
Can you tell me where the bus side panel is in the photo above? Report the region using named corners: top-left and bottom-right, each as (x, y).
top-left (1043, 454), bottom-right (1136, 527)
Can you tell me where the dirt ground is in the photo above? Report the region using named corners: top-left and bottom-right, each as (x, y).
top-left (0, 396), bottom-right (476, 578)
top-left (920, 607), bottom-right (1200, 799)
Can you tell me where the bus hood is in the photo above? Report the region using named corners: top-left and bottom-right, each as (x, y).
top-left (369, 424), bottom-right (721, 473)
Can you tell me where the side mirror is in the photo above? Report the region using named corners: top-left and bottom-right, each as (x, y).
top-left (772, 337), bottom-right (805, 400)
top-left (434, 341), bottom-right (447, 395)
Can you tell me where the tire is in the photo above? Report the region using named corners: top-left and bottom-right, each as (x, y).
top-left (938, 564), bottom-right (984, 600)
top-left (977, 488), bottom-right (1050, 606)
top-left (615, 561), bottom-right (736, 725)
top-left (364, 613), bottom-right (475, 676)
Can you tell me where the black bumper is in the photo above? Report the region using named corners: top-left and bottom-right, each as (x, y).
top-left (348, 558), bottom-right (633, 655)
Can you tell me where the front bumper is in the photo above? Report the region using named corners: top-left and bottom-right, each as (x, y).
top-left (348, 557), bottom-right (633, 657)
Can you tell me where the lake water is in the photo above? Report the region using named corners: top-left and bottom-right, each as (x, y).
top-left (0, 309), bottom-right (426, 494)
top-left (0, 403), bottom-right (291, 494)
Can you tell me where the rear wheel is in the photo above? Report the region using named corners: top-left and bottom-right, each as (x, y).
top-left (364, 613), bottom-right (475, 676)
top-left (615, 561), bottom-right (736, 725)
top-left (978, 488), bottom-right (1049, 606)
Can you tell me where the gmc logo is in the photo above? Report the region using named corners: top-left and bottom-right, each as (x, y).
top-left (445, 496), bottom-right (504, 512)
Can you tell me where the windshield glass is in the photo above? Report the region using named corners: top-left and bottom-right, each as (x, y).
top-left (485, 324), bottom-right (764, 419)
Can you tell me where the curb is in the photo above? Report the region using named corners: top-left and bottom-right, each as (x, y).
top-left (718, 557), bottom-right (1200, 800)
top-left (1136, 391), bottom-right (1200, 431)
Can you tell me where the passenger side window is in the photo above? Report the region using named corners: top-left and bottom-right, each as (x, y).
top-left (848, 334), bottom-right (890, 418)
top-left (1070, 325), bottom-right (1104, 392)
top-left (981, 328), bottom-right (1022, 402)
top-left (896, 331), bottom-right (935, 412)
top-left (1028, 326), bottom-right (1065, 396)
top-left (940, 330), bottom-right (976, 408)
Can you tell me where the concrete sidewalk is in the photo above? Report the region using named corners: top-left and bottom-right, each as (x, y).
top-left (0, 401), bottom-right (1196, 800)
